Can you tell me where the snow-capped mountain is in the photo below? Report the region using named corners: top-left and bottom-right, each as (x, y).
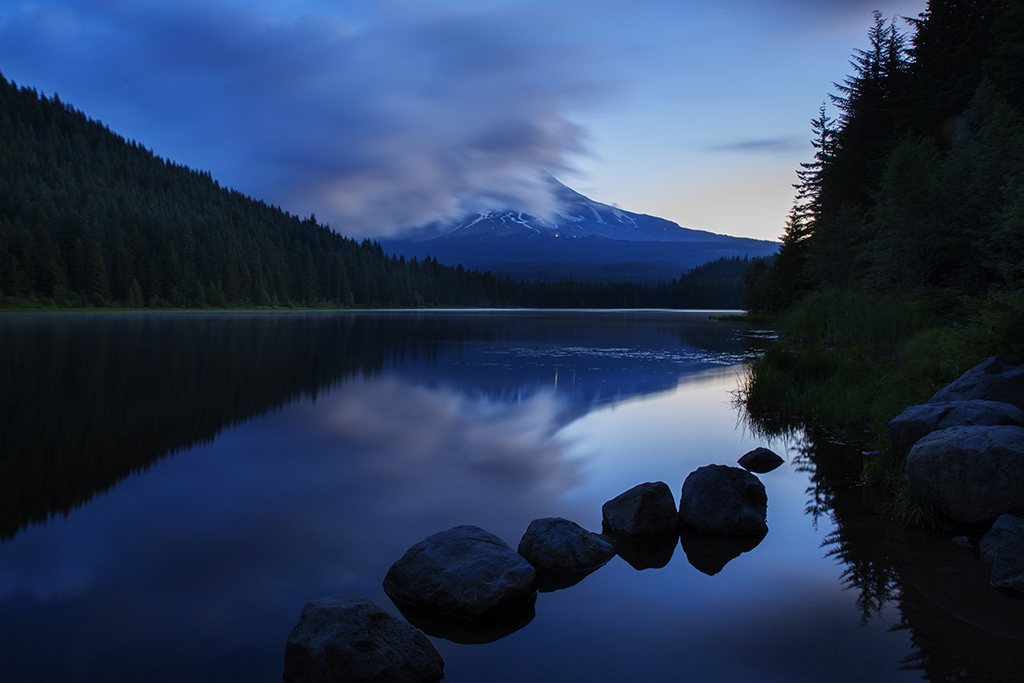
top-left (380, 178), bottom-right (779, 282)
top-left (436, 180), bottom-right (716, 242)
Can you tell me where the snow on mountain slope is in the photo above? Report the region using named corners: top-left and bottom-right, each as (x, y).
top-left (417, 178), bottom-right (725, 243)
top-left (380, 177), bottom-right (779, 282)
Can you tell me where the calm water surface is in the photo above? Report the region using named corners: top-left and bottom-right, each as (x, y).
top-left (1, 310), bottom-right (1020, 682)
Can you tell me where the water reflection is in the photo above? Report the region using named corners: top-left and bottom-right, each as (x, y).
top-left (0, 310), bottom-right (759, 544)
top-left (392, 597), bottom-right (538, 645)
top-left (1, 310), bottom-right (995, 682)
top-left (605, 531), bottom-right (677, 571)
top-left (307, 377), bottom-right (582, 545)
top-left (768, 428), bottom-right (1024, 682)
top-left (679, 528), bottom-right (767, 576)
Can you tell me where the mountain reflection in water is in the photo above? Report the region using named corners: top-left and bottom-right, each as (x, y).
top-left (1, 310), bottom-right (1019, 682)
top-left (0, 310), bottom-right (749, 542)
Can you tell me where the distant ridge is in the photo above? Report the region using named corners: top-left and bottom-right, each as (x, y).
top-left (380, 177), bottom-right (779, 283)
top-left (1, 73), bottom-right (762, 309)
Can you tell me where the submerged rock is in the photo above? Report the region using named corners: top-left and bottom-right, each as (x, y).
top-left (904, 425), bottom-right (1024, 524)
top-left (678, 465), bottom-right (768, 536)
top-left (383, 525), bottom-right (536, 620)
top-left (737, 447), bottom-right (784, 473)
top-left (980, 514), bottom-right (1024, 596)
top-left (283, 594), bottom-right (444, 683)
top-left (888, 400), bottom-right (1024, 454)
top-left (928, 356), bottom-right (1024, 411)
top-left (517, 517), bottom-right (615, 590)
top-left (601, 481), bottom-right (679, 535)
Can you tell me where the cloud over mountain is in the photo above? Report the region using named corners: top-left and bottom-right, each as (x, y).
top-left (0, 0), bottom-right (928, 241)
top-left (0, 0), bottom-right (595, 236)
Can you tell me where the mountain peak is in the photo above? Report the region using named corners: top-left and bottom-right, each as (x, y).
top-left (380, 178), bottom-right (778, 283)
top-left (404, 176), bottom-right (722, 244)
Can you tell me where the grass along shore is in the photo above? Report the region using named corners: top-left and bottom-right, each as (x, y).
top-left (738, 288), bottom-right (1024, 526)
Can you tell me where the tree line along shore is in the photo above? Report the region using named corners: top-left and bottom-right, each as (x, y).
top-left (0, 71), bottom-right (754, 312)
top-left (738, 0), bottom-right (1024, 525)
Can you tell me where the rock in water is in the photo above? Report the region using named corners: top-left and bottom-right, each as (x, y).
top-left (283, 594), bottom-right (444, 683)
top-left (518, 517), bottom-right (616, 574)
top-left (928, 356), bottom-right (1024, 411)
top-left (887, 400), bottom-right (1024, 454)
top-left (678, 465), bottom-right (768, 535)
top-left (383, 525), bottom-right (536, 619)
top-left (904, 425), bottom-right (1024, 524)
top-left (601, 481), bottom-right (679, 535)
top-left (737, 447), bottom-right (784, 473)
top-left (980, 514), bottom-right (1024, 596)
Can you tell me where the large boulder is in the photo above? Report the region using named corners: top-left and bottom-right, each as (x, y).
top-left (904, 425), bottom-right (1024, 524)
top-left (678, 465), bottom-right (768, 535)
top-left (601, 481), bottom-right (679, 535)
top-left (283, 594), bottom-right (444, 683)
top-left (980, 514), bottom-right (1024, 596)
top-left (737, 447), bottom-right (784, 473)
top-left (888, 400), bottom-right (1024, 454)
top-left (517, 517), bottom-right (616, 576)
top-left (383, 525), bottom-right (536, 619)
top-left (928, 356), bottom-right (1024, 411)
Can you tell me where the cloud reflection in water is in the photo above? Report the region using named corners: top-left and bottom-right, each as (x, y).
top-left (0, 371), bottom-right (587, 682)
top-left (313, 375), bottom-right (583, 541)
top-left (0, 311), bottom-right (926, 683)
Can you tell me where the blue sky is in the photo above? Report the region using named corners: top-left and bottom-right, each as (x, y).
top-left (0, 0), bottom-right (927, 241)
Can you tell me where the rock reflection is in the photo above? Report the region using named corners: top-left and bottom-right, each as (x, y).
top-left (741, 372), bottom-right (1024, 681)
top-left (779, 428), bottom-right (1024, 681)
top-left (604, 531), bottom-right (678, 570)
top-left (1, 310), bottom-right (759, 544)
top-left (533, 567), bottom-right (604, 592)
top-left (679, 528), bottom-right (767, 576)
top-left (389, 595), bottom-right (537, 645)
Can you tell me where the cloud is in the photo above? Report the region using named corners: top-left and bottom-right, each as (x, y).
top-left (0, 0), bottom-right (927, 243)
top-left (705, 137), bottom-right (806, 154)
top-left (0, 0), bottom-right (597, 237)
top-left (749, 0), bottom-right (925, 24)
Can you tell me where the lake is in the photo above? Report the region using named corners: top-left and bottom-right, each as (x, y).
top-left (1, 310), bottom-right (1021, 682)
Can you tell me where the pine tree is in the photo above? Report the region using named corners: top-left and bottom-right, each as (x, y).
top-left (825, 10), bottom-right (911, 214)
top-left (793, 104), bottom-right (836, 225)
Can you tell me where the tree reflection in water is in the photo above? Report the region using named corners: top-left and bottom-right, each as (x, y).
top-left (1, 310), bottom-right (755, 543)
top-left (742, 406), bottom-right (1024, 683)
top-left (7, 310), bottom-right (1024, 681)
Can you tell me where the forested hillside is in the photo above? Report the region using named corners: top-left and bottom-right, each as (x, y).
top-left (0, 72), bottom-right (505, 309)
top-left (0, 73), bottom-right (750, 310)
top-left (746, 0), bottom-right (1024, 314)
top-left (740, 0), bottom-right (1024, 452)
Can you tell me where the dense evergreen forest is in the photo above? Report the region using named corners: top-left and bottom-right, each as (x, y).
top-left (0, 73), bottom-right (749, 310)
top-left (746, 0), bottom-right (1024, 314)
